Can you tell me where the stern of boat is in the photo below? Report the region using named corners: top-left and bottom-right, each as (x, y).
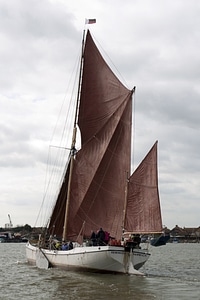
top-left (108, 245), bottom-right (150, 275)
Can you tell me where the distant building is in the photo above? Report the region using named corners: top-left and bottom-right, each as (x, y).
top-left (170, 225), bottom-right (200, 242)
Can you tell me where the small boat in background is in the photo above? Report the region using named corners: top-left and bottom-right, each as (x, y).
top-left (150, 235), bottom-right (170, 247)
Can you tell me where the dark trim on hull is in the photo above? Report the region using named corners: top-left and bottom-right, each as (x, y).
top-left (134, 260), bottom-right (149, 270)
top-left (132, 252), bottom-right (151, 270)
top-left (41, 247), bottom-right (149, 256)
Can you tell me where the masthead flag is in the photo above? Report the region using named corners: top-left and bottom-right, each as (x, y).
top-left (85, 19), bottom-right (96, 24)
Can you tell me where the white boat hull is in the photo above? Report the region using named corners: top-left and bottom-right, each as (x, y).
top-left (26, 242), bottom-right (150, 275)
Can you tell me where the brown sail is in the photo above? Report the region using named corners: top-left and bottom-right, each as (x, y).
top-left (48, 161), bottom-right (71, 237)
top-left (49, 30), bottom-right (133, 241)
top-left (48, 30), bottom-right (162, 243)
top-left (125, 141), bottom-right (162, 234)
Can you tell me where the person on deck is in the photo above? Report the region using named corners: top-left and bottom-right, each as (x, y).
top-left (90, 231), bottom-right (97, 246)
top-left (104, 231), bottom-right (110, 244)
top-left (97, 228), bottom-right (105, 246)
top-left (134, 234), bottom-right (141, 248)
top-left (62, 242), bottom-right (69, 250)
top-left (68, 241), bottom-right (73, 250)
top-left (55, 241), bottom-right (61, 250)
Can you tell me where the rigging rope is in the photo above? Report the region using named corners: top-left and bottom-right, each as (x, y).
top-left (34, 50), bottom-right (81, 228)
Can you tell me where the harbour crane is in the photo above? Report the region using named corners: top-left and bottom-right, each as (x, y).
top-left (8, 214), bottom-right (13, 228)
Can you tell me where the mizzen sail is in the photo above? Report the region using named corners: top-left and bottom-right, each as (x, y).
top-left (125, 141), bottom-right (162, 233)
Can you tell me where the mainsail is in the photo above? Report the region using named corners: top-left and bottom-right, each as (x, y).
top-left (48, 30), bottom-right (162, 243)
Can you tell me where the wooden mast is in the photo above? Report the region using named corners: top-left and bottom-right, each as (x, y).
top-left (122, 87), bottom-right (135, 238)
top-left (62, 30), bottom-right (86, 241)
top-left (122, 172), bottom-right (129, 239)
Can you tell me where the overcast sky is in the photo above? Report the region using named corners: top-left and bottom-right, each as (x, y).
top-left (1, 0), bottom-right (200, 229)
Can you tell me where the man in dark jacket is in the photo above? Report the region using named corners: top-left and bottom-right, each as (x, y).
top-left (97, 228), bottom-right (105, 245)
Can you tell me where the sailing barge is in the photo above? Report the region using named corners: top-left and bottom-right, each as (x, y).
top-left (26, 30), bottom-right (163, 275)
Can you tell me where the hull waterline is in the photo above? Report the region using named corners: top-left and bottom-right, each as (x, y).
top-left (26, 242), bottom-right (150, 275)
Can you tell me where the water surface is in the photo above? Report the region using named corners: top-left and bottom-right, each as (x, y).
top-left (0, 243), bottom-right (199, 299)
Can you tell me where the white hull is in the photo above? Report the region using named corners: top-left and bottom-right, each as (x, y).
top-left (26, 242), bottom-right (150, 275)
